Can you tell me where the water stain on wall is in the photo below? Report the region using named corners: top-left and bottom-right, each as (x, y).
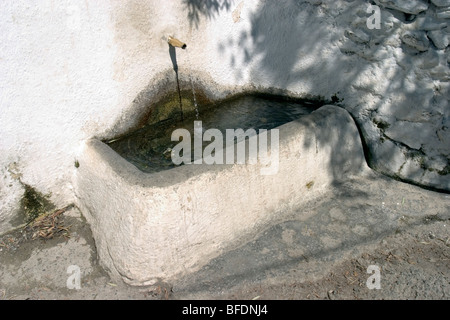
top-left (115, 0), bottom-right (153, 35)
top-left (110, 0), bottom-right (155, 82)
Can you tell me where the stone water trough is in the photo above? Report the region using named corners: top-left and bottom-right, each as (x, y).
top-left (74, 100), bottom-right (368, 286)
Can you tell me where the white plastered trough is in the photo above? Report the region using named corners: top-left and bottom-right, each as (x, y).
top-left (74, 105), bottom-right (369, 286)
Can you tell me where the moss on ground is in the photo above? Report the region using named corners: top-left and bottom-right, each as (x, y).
top-left (21, 184), bottom-right (55, 223)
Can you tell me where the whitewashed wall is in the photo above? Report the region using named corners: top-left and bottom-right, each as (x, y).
top-left (1, 0), bottom-right (449, 233)
top-left (1, 1), bottom-right (116, 232)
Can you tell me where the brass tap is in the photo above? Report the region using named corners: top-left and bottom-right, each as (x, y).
top-left (168, 36), bottom-right (187, 49)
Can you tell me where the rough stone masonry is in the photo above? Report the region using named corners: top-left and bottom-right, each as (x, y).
top-left (336, 0), bottom-right (449, 191)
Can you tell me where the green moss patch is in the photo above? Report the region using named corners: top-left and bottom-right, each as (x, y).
top-left (21, 184), bottom-right (55, 223)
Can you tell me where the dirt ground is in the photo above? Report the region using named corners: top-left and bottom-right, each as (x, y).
top-left (0, 173), bottom-right (449, 301)
top-left (217, 220), bottom-right (450, 300)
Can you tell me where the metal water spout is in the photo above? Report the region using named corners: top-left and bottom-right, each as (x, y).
top-left (168, 36), bottom-right (187, 49)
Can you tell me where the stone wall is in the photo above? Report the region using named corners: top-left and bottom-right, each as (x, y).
top-left (340, 0), bottom-right (449, 191)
